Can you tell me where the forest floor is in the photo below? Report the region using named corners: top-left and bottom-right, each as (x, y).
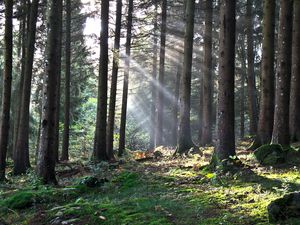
top-left (1, 140), bottom-right (300, 225)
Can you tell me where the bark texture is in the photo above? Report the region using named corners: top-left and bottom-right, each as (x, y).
top-left (215, 0), bottom-right (236, 161)
top-left (0, 0), bottom-right (13, 181)
top-left (271, 0), bottom-right (293, 146)
top-left (289, 0), bottom-right (300, 142)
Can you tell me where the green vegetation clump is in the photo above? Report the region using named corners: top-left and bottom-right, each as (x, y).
top-left (254, 144), bottom-right (286, 165)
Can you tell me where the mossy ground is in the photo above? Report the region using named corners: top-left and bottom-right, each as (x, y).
top-left (1, 141), bottom-right (300, 224)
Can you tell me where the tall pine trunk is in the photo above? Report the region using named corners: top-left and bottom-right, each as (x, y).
top-left (213, 0), bottom-right (236, 162)
top-left (289, 0), bottom-right (300, 142)
top-left (37, 0), bottom-right (62, 184)
top-left (246, 0), bottom-right (258, 136)
top-left (61, 0), bottom-right (71, 161)
top-left (14, 0), bottom-right (40, 174)
top-left (254, 0), bottom-right (275, 147)
top-left (118, 0), bottom-right (133, 156)
top-left (0, 0), bottom-right (13, 181)
top-left (201, 0), bottom-right (213, 146)
top-left (155, 0), bottom-right (167, 147)
top-left (106, 0), bottom-right (122, 159)
top-left (93, 0), bottom-right (110, 161)
top-left (271, 0), bottom-right (293, 146)
top-left (177, 0), bottom-right (195, 154)
top-left (149, 0), bottom-right (158, 150)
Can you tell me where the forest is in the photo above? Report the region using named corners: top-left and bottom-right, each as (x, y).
top-left (0, 0), bottom-right (300, 224)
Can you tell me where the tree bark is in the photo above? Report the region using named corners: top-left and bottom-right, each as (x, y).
top-left (61, 0), bottom-right (71, 161)
top-left (177, 0), bottom-right (195, 154)
top-left (106, 0), bottom-right (122, 159)
top-left (14, 0), bottom-right (40, 175)
top-left (149, 0), bottom-right (158, 150)
top-left (254, 0), bottom-right (275, 147)
top-left (271, 0), bottom-right (293, 146)
top-left (214, 0), bottom-right (236, 161)
top-left (118, 0), bottom-right (133, 156)
top-left (155, 0), bottom-right (167, 147)
top-left (246, 0), bottom-right (258, 136)
top-left (289, 0), bottom-right (300, 142)
top-left (93, 0), bottom-right (110, 161)
top-left (201, 0), bottom-right (213, 146)
top-left (37, 0), bottom-right (62, 184)
top-left (0, 0), bottom-right (13, 181)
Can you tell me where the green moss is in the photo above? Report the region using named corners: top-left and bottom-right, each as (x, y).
top-left (1, 191), bottom-right (35, 209)
top-left (254, 144), bottom-right (286, 165)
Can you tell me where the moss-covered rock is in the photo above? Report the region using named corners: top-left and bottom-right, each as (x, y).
top-left (268, 192), bottom-right (300, 223)
top-left (254, 144), bottom-right (286, 165)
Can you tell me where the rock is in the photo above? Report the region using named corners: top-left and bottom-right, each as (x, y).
top-left (268, 192), bottom-right (300, 222)
top-left (79, 176), bottom-right (108, 188)
top-left (254, 144), bottom-right (286, 165)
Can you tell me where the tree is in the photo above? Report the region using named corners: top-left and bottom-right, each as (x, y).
top-left (93, 0), bottom-right (110, 161)
top-left (201, 0), bottom-right (213, 146)
top-left (149, 0), bottom-right (158, 150)
top-left (176, 0), bottom-right (195, 154)
top-left (246, 0), bottom-right (258, 136)
top-left (37, 0), bottom-right (62, 184)
top-left (155, 0), bottom-right (167, 147)
top-left (289, 0), bottom-right (300, 142)
top-left (107, 0), bottom-right (122, 159)
top-left (0, 0), bottom-right (13, 181)
top-left (61, 0), bottom-right (71, 161)
top-left (118, 0), bottom-right (134, 156)
top-left (213, 0), bottom-right (236, 162)
top-left (255, 0), bottom-right (275, 147)
top-left (14, 0), bottom-right (40, 174)
top-left (271, 0), bottom-right (293, 146)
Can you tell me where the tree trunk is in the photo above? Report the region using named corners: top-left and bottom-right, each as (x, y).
top-left (106, 0), bottom-right (122, 159)
top-left (53, 0), bottom-right (63, 163)
top-left (14, 0), bottom-right (40, 175)
top-left (12, 0), bottom-right (28, 160)
top-left (240, 67), bottom-right (245, 139)
top-left (61, 0), bottom-right (71, 161)
top-left (254, 0), bottom-right (275, 147)
top-left (93, 0), bottom-right (110, 161)
top-left (289, 0), bottom-right (300, 142)
top-left (201, 0), bottom-right (213, 146)
top-left (155, 0), bottom-right (167, 147)
top-left (271, 0), bottom-right (293, 146)
top-left (170, 60), bottom-right (181, 146)
top-left (149, 0), bottom-right (158, 150)
top-left (118, 0), bottom-right (133, 156)
top-left (0, 0), bottom-right (13, 181)
top-left (37, 0), bottom-right (62, 185)
top-left (214, 0), bottom-right (236, 161)
top-left (246, 0), bottom-right (258, 136)
top-left (177, 0), bottom-right (195, 154)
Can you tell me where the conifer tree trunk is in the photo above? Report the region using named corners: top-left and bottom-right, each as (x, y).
top-left (37, 0), bottom-right (62, 184)
top-left (118, 0), bottom-right (133, 156)
top-left (14, 0), bottom-right (40, 175)
top-left (53, 0), bottom-right (63, 162)
top-left (214, 0), bottom-right (236, 161)
top-left (170, 60), bottom-right (181, 146)
top-left (155, 0), bottom-right (167, 147)
top-left (61, 0), bottom-right (71, 161)
top-left (177, 0), bottom-right (195, 154)
top-left (93, 0), bottom-right (110, 161)
top-left (107, 0), bottom-right (122, 159)
top-left (289, 0), bottom-right (300, 142)
top-left (149, 0), bottom-right (158, 150)
top-left (201, 0), bottom-right (213, 146)
top-left (0, 0), bottom-right (13, 181)
top-left (271, 0), bottom-right (293, 146)
top-left (246, 0), bottom-right (258, 136)
top-left (255, 0), bottom-right (275, 147)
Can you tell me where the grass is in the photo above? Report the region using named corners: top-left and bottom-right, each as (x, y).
top-left (1, 143), bottom-right (300, 224)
